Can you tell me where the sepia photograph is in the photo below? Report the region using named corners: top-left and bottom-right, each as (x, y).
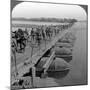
top-left (11, 0), bottom-right (88, 89)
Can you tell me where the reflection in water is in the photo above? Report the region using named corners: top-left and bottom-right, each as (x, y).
top-left (59, 56), bottom-right (72, 63)
top-left (47, 70), bottom-right (70, 79)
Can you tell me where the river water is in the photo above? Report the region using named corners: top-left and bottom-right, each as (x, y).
top-left (53, 21), bottom-right (88, 86)
top-left (12, 20), bottom-right (69, 25)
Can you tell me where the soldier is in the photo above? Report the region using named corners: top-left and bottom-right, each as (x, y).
top-left (16, 28), bottom-right (26, 52)
top-left (41, 29), bottom-right (45, 41)
top-left (31, 28), bottom-right (35, 42)
top-left (24, 28), bottom-right (29, 45)
top-left (35, 28), bottom-right (41, 47)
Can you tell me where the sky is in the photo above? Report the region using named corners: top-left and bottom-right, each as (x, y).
top-left (12, 2), bottom-right (87, 21)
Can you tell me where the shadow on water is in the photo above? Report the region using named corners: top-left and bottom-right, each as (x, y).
top-left (60, 56), bottom-right (72, 63)
top-left (22, 69), bottom-right (70, 79)
top-left (47, 70), bottom-right (70, 79)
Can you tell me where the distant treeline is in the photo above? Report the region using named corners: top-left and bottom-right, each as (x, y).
top-left (12, 17), bottom-right (77, 23)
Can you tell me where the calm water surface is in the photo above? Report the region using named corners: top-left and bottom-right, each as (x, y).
top-left (54, 21), bottom-right (87, 86)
